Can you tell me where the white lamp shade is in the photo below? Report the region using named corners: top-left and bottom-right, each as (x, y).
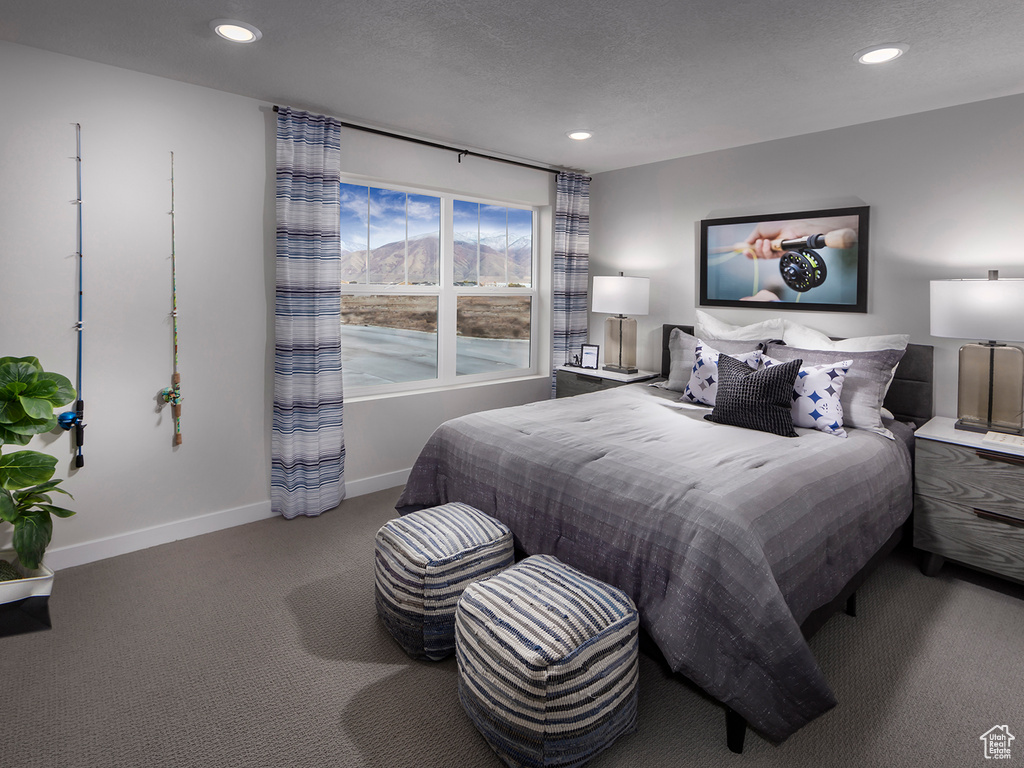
top-left (592, 275), bottom-right (650, 316)
top-left (931, 278), bottom-right (1024, 342)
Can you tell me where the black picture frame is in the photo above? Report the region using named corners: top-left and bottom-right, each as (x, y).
top-left (699, 206), bottom-right (869, 313)
top-left (581, 344), bottom-right (599, 369)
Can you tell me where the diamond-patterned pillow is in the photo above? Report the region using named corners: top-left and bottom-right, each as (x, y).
top-left (681, 340), bottom-right (761, 406)
top-left (704, 354), bottom-right (802, 437)
top-left (764, 356), bottom-right (852, 437)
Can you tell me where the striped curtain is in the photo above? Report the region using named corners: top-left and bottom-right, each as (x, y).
top-left (272, 107), bottom-right (345, 519)
top-left (551, 172), bottom-right (591, 396)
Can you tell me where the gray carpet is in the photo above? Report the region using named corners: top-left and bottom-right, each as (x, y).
top-left (4, 486), bottom-right (1023, 767)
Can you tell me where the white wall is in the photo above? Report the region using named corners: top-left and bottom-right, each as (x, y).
top-left (589, 93), bottom-right (1024, 419)
top-left (0, 41), bottom-right (552, 570)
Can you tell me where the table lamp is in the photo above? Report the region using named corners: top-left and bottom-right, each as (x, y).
top-left (930, 270), bottom-right (1024, 435)
top-left (592, 273), bottom-right (650, 374)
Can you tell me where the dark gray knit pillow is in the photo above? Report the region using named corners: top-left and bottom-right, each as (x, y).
top-left (704, 354), bottom-right (803, 437)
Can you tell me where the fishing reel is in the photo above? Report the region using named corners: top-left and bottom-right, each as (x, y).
top-left (160, 383), bottom-right (183, 407)
top-left (58, 401), bottom-right (86, 467)
top-left (776, 235), bottom-right (829, 293)
top-left (57, 411), bottom-right (80, 430)
top-left (779, 249), bottom-right (827, 292)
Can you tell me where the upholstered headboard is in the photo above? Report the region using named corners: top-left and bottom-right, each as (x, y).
top-left (660, 324), bottom-right (934, 429)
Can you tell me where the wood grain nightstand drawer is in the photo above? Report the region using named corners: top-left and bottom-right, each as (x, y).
top-left (913, 495), bottom-right (1024, 583)
top-left (555, 370), bottom-right (614, 398)
top-left (916, 439), bottom-right (1024, 522)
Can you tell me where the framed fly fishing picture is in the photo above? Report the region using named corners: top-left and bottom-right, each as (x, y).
top-left (699, 206), bottom-right (869, 312)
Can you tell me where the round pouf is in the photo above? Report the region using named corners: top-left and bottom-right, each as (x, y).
top-left (374, 502), bottom-right (514, 661)
top-left (455, 554), bottom-right (639, 768)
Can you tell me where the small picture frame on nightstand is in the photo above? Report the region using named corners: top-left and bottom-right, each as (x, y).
top-left (581, 344), bottom-right (599, 369)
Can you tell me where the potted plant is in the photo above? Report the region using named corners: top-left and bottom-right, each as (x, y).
top-left (0, 356), bottom-right (76, 603)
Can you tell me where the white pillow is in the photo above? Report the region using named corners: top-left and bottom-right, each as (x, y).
top-left (780, 320), bottom-right (909, 395)
top-left (695, 309), bottom-right (784, 342)
top-left (764, 356), bottom-right (852, 437)
top-left (781, 319), bottom-right (909, 353)
top-left (682, 340), bottom-right (761, 406)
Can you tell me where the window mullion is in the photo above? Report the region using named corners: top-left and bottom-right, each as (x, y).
top-left (363, 186), bottom-right (370, 285)
top-left (438, 197), bottom-right (456, 385)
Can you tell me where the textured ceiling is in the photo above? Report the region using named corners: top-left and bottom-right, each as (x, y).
top-left (3, 0), bottom-right (1023, 173)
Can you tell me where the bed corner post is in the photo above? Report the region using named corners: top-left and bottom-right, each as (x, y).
top-left (726, 707), bottom-right (747, 753)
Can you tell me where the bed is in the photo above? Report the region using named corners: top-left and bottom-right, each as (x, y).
top-left (396, 323), bottom-right (933, 750)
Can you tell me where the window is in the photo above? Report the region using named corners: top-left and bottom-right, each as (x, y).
top-left (340, 180), bottom-right (538, 394)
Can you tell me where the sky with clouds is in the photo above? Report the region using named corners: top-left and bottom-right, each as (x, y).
top-left (341, 183), bottom-right (533, 250)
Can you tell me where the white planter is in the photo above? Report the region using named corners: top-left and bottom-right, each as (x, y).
top-left (0, 550), bottom-right (54, 605)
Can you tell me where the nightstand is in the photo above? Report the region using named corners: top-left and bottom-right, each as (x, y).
top-left (554, 365), bottom-right (658, 399)
top-left (913, 416), bottom-right (1024, 584)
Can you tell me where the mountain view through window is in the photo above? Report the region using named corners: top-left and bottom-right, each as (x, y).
top-left (339, 182), bottom-right (534, 390)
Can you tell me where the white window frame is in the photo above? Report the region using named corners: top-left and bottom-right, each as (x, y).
top-left (340, 177), bottom-right (541, 398)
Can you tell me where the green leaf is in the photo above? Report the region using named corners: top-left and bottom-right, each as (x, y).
top-left (0, 489), bottom-right (16, 523)
top-left (13, 480), bottom-right (71, 510)
top-left (0, 380), bottom-right (29, 399)
top-left (0, 397), bottom-right (27, 425)
top-left (0, 356), bottom-right (41, 370)
top-left (35, 373), bottom-right (75, 407)
top-left (0, 362), bottom-right (39, 391)
top-left (5, 414), bottom-right (58, 436)
top-left (0, 361), bottom-right (74, 446)
top-left (0, 426), bottom-right (32, 446)
top-left (18, 395), bottom-right (53, 421)
top-left (0, 450), bottom-right (57, 490)
top-left (14, 492), bottom-right (51, 508)
top-left (26, 378), bottom-right (59, 401)
top-left (40, 504), bottom-right (75, 519)
top-left (15, 480), bottom-right (65, 497)
top-left (12, 510), bottom-right (52, 571)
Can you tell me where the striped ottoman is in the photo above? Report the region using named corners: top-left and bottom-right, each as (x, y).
top-left (374, 502), bottom-right (514, 661)
top-left (455, 554), bottom-right (639, 768)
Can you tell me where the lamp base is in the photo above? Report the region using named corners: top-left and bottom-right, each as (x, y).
top-left (603, 315), bottom-right (638, 374)
top-left (954, 419), bottom-right (1024, 437)
top-left (956, 342), bottom-right (1024, 436)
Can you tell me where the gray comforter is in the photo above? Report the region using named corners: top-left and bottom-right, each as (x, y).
top-left (395, 383), bottom-right (913, 742)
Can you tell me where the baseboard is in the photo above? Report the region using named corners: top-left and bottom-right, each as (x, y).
top-left (344, 467), bottom-right (411, 499)
top-left (44, 500), bottom-right (275, 572)
top-left (42, 468), bottom-right (412, 572)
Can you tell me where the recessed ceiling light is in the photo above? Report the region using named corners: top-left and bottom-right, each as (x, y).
top-left (210, 19), bottom-right (263, 43)
top-left (566, 130), bottom-right (593, 141)
top-left (855, 43), bottom-right (908, 64)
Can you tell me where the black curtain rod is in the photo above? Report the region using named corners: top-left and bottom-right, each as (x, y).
top-left (272, 105), bottom-right (576, 176)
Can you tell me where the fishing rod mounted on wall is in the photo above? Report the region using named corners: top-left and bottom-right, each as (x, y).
top-left (159, 151), bottom-right (183, 445)
top-left (58, 123), bottom-right (86, 467)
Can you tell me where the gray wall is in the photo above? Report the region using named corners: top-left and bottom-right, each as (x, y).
top-left (1, 41), bottom-right (551, 569)
top-left (589, 93), bottom-right (1024, 419)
